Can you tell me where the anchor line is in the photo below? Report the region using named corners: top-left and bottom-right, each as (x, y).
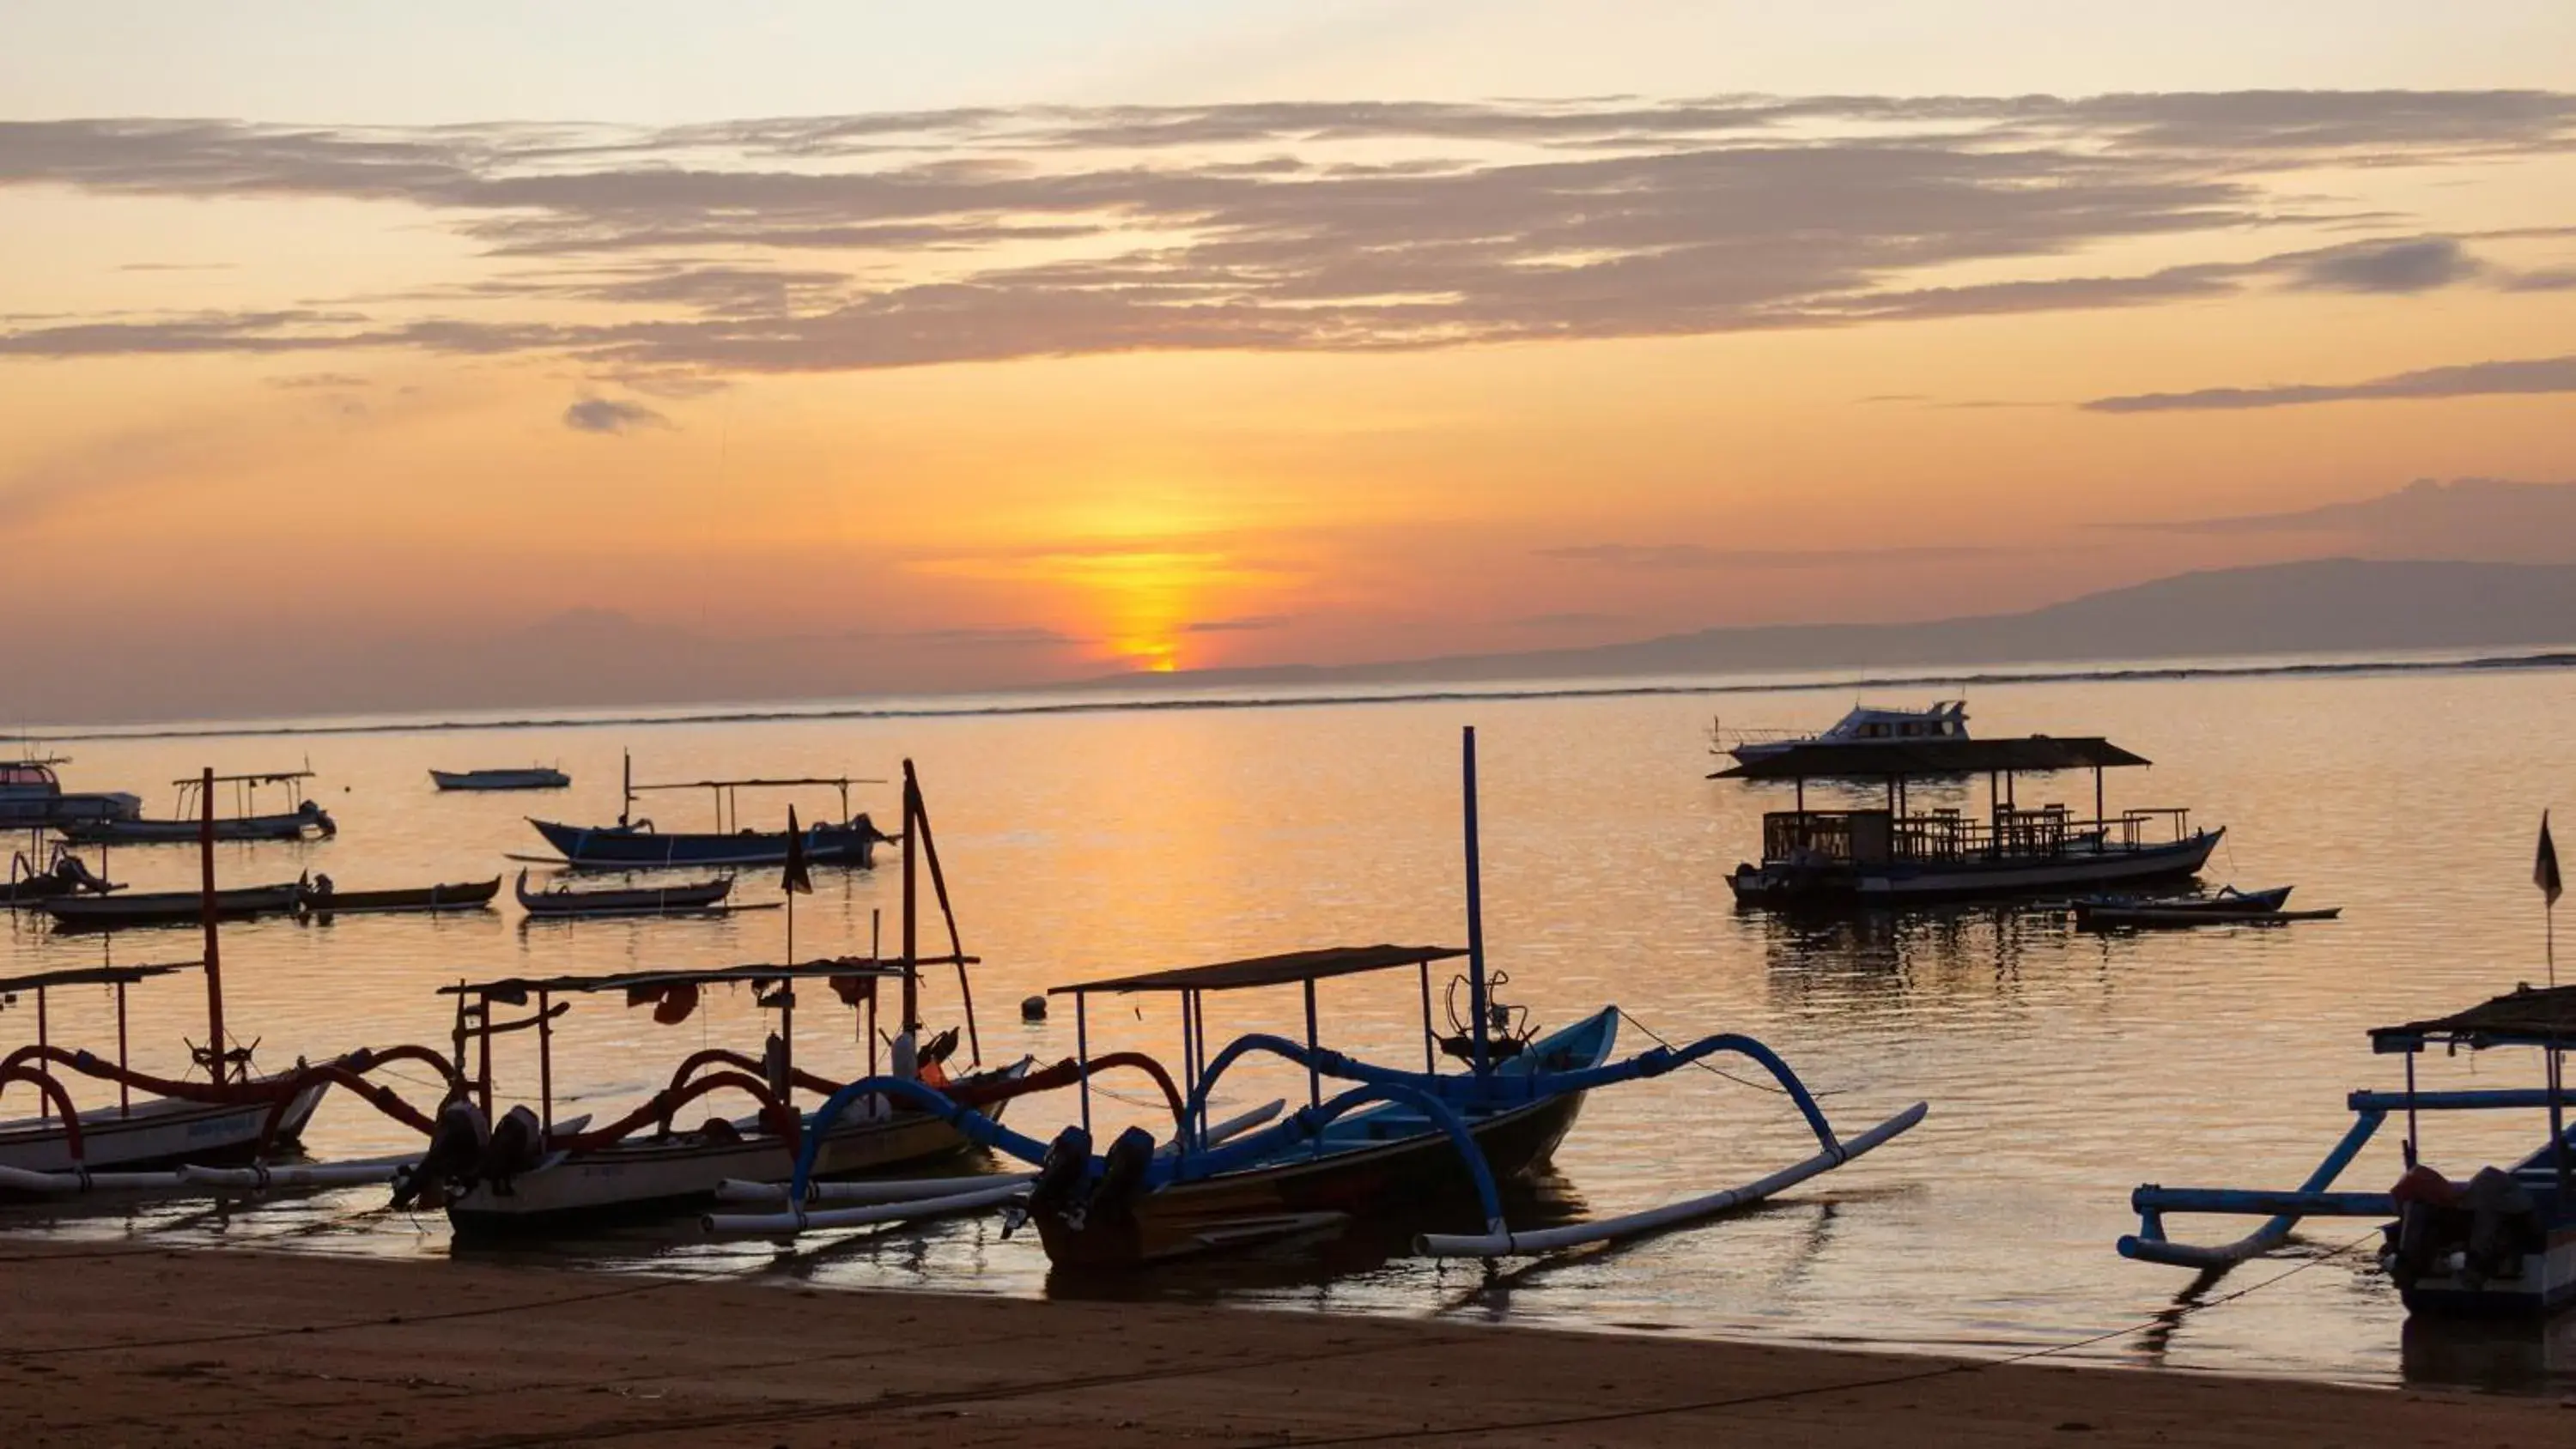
top-left (1613, 1009), bottom-right (1856, 1099)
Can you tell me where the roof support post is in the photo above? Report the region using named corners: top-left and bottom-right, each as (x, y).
top-left (1074, 992), bottom-right (1091, 1137)
top-left (1419, 959), bottom-right (1436, 1074)
top-left (197, 766), bottom-right (226, 1084)
top-left (538, 989), bottom-right (555, 1137)
top-left (115, 979), bottom-right (130, 1118)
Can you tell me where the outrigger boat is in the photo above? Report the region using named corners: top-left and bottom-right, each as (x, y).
top-left (2120, 982), bottom-right (2576, 1316)
top-left (58, 769), bottom-right (335, 845)
top-left (1718, 736), bottom-right (2221, 907)
top-left (431, 766), bottom-right (569, 791)
top-left (525, 754), bottom-right (889, 870)
top-left (513, 868), bottom-right (732, 918)
top-left (726, 727), bottom-right (1927, 1269)
top-left (2071, 884), bottom-right (2338, 930)
top-left (301, 873), bottom-right (502, 916)
top-left (395, 762), bottom-right (1091, 1233)
top-left (1715, 700), bottom-right (1970, 768)
top-left (2, 769), bottom-right (459, 1196)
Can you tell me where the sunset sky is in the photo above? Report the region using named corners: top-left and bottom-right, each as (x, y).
top-left (6, 3), bottom-right (2576, 721)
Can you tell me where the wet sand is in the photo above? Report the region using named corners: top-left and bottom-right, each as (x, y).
top-left (1, 1241), bottom-right (2567, 1447)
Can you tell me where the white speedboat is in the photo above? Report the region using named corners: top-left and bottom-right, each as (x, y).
top-left (1716, 700), bottom-right (1968, 767)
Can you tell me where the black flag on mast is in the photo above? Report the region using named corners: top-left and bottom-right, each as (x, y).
top-left (781, 805), bottom-right (812, 895)
top-left (2540, 811), bottom-right (2562, 907)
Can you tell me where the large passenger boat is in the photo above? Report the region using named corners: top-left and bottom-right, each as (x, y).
top-left (1715, 700), bottom-right (1969, 769)
top-left (1717, 735), bottom-right (2220, 906)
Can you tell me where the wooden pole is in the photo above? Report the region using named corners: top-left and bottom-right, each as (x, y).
top-left (538, 989), bottom-right (554, 1137)
top-left (1462, 727), bottom-right (1490, 1077)
top-left (197, 765), bottom-right (226, 1084)
top-left (901, 764), bottom-right (920, 1037)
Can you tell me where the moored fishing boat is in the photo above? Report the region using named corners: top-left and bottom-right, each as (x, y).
top-left (1718, 736), bottom-right (2221, 907)
top-left (44, 882), bottom-right (304, 931)
top-left (3, 847), bottom-right (118, 908)
top-left (2, 768), bottom-right (460, 1197)
top-left (744, 727), bottom-right (1928, 1269)
top-left (2120, 982), bottom-right (2576, 1317)
top-left (431, 766), bottom-right (569, 791)
top-left (513, 868), bottom-right (732, 918)
top-left (397, 761), bottom-right (1089, 1233)
top-left (301, 873), bottom-right (502, 915)
top-left (525, 754), bottom-right (889, 869)
top-left (58, 769), bottom-right (334, 845)
top-left (2071, 884), bottom-right (2337, 929)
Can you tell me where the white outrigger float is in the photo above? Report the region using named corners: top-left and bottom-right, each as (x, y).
top-left (2121, 982), bottom-right (2576, 1317)
top-left (711, 727), bottom-right (1928, 1268)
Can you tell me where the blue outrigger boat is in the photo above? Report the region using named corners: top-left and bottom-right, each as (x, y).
top-left (714, 726), bottom-right (1927, 1267)
top-left (526, 754), bottom-right (890, 870)
top-left (2121, 982), bottom-right (2576, 1316)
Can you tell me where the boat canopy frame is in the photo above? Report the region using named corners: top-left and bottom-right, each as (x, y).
top-left (620, 751), bottom-right (887, 834)
top-left (168, 769), bottom-right (319, 822)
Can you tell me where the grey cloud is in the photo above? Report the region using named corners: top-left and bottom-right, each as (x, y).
top-left (2107, 477), bottom-right (2576, 563)
top-left (562, 397), bottom-right (670, 433)
top-left (2287, 237), bottom-right (2481, 293)
top-left (1510, 611), bottom-right (1625, 628)
top-left (2084, 354), bottom-right (2576, 412)
top-left (266, 371), bottom-right (370, 389)
top-left (1, 95), bottom-right (2571, 374)
top-left (2502, 268), bottom-right (2576, 291)
top-left (1540, 543), bottom-right (2000, 569)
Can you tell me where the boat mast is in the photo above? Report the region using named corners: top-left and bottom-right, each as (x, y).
top-left (195, 765), bottom-right (227, 1085)
top-left (1462, 727), bottom-right (1490, 1077)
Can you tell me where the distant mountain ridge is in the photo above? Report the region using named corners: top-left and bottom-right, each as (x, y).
top-left (1086, 559), bottom-right (2576, 690)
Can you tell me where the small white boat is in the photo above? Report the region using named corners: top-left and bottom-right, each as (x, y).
top-left (431, 767), bottom-right (570, 791)
top-left (0, 756), bottom-right (141, 829)
top-left (1716, 700), bottom-right (1969, 767)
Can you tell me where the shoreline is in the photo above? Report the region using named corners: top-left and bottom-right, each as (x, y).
top-left (3, 1240), bottom-right (2567, 1446)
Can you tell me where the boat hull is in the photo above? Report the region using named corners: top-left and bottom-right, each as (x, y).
top-left (513, 871), bottom-right (733, 917)
top-left (0, 1084), bottom-right (328, 1183)
top-left (528, 817), bottom-right (883, 869)
top-left (304, 876), bottom-right (502, 914)
top-left (1731, 829), bottom-right (2221, 907)
top-left (61, 811), bottom-right (331, 844)
top-left (431, 769), bottom-right (568, 791)
top-left (1036, 1085), bottom-right (1589, 1270)
top-left (44, 884), bottom-right (305, 931)
top-left (446, 1106), bottom-right (988, 1233)
top-left (2392, 1223), bottom-right (2576, 1318)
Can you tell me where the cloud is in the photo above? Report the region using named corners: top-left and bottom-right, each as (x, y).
top-left (2287, 236), bottom-right (2482, 293)
top-left (1182, 615), bottom-right (1290, 633)
top-left (1539, 543), bottom-right (2002, 569)
top-left (1510, 610), bottom-right (1625, 628)
top-left (265, 371), bottom-right (370, 389)
top-left (2083, 354), bottom-right (2576, 412)
top-left (0, 95), bottom-right (2570, 374)
top-left (562, 397), bottom-right (671, 433)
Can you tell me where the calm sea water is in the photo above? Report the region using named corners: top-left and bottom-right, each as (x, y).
top-left (8, 664), bottom-right (2576, 1390)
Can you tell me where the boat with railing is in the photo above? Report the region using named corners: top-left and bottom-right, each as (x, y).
top-left (0, 756), bottom-right (142, 830)
top-left (1715, 700), bottom-right (1969, 769)
top-left (1716, 735), bottom-right (2221, 906)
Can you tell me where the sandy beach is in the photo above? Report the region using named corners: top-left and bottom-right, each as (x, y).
top-left (0, 1241), bottom-right (2566, 1448)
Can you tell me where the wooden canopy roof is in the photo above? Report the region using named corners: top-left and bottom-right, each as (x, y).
top-left (1713, 736), bottom-right (2151, 781)
top-left (443, 956), bottom-right (960, 1003)
top-left (2372, 983), bottom-right (2576, 1051)
top-left (0, 961), bottom-right (197, 994)
top-left (1054, 943), bottom-right (1468, 996)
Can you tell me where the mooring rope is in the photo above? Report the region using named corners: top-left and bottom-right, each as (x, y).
top-left (1614, 1008), bottom-right (1856, 1099)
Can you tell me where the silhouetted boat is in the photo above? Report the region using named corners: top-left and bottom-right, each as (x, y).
top-left (58, 769), bottom-right (334, 845)
top-left (45, 883), bottom-right (305, 931)
top-left (0, 756), bottom-right (141, 829)
top-left (525, 754), bottom-right (888, 869)
top-left (2071, 885), bottom-right (2336, 928)
top-left (431, 767), bottom-right (569, 791)
top-left (301, 873), bottom-right (501, 915)
top-left (3, 848), bottom-right (119, 908)
top-left (1715, 699), bottom-right (1971, 768)
top-left (513, 868), bottom-right (732, 918)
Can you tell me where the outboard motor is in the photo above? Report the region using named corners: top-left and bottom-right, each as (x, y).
top-left (1012, 1125), bottom-right (1092, 1237)
top-left (474, 1104), bottom-right (545, 1196)
top-left (1084, 1125), bottom-right (1157, 1230)
top-left (392, 1096), bottom-right (491, 1210)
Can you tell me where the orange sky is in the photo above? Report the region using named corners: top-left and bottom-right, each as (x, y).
top-left (5, 7), bottom-right (2576, 720)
